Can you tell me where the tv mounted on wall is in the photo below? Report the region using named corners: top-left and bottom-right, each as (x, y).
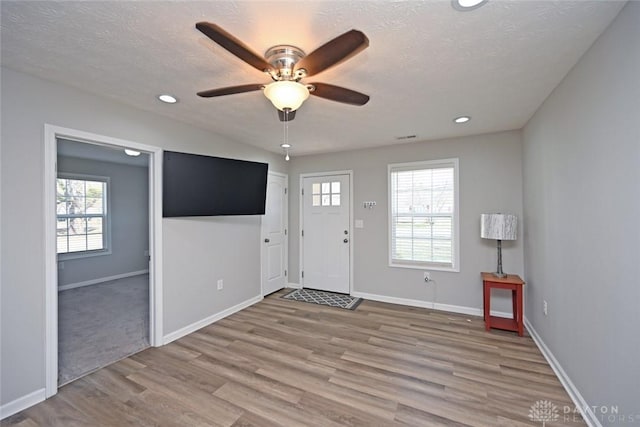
top-left (163, 151), bottom-right (268, 217)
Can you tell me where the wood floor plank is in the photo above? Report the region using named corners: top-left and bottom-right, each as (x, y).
top-left (213, 382), bottom-right (344, 427)
top-left (256, 365), bottom-right (398, 421)
top-left (190, 355), bottom-right (305, 405)
top-left (4, 393), bottom-right (92, 427)
top-left (80, 366), bottom-right (147, 403)
top-left (3, 289), bottom-right (584, 426)
top-left (230, 411), bottom-right (284, 427)
top-left (126, 368), bottom-right (243, 426)
top-left (56, 378), bottom-right (147, 426)
top-left (395, 403), bottom-right (473, 427)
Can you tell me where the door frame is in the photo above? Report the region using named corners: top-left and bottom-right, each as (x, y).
top-left (44, 124), bottom-right (163, 398)
top-left (299, 170), bottom-right (354, 295)
top-left (261, 170), bottom-right (289, 296)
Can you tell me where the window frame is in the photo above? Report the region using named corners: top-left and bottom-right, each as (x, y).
top-left (56, 173), bottom-right (112, 260)
top-left (387, 158), bottom-right (460, 272)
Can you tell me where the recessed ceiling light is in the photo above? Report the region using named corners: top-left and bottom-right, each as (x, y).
top-left (280, 143), bottom-right (291, 148)
top-left (452, 0), bottom-right (488, 11)
top-left (158, 94), bottom-right (178, 104)
top-left (454, 116), bottom-right (471, 124)
top-left (124, 149), bottom-right (141, 157)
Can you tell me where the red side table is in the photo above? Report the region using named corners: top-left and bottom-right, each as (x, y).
top-left (482, 272), bottom-right (525, 336)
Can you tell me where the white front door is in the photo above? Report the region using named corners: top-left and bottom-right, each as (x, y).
top-left (261, 172), bottom-right (288, 296)
top-left (302, 174), bottom-right (350, 293)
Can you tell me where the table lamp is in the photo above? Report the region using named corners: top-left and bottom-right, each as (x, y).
top-left (481, 213), bottom-right (517, 278)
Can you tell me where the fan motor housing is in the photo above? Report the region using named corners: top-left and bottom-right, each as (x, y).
top-left (265, 45), bottom-right (306, 80)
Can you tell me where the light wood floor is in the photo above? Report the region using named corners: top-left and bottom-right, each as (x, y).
top-left (3, 290), bottom-right (583, 426)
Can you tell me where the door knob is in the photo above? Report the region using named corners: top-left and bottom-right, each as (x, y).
top-left (343, 238), bottom-right (349, 243)
top-left (264, 238), bottom-right (270, 243)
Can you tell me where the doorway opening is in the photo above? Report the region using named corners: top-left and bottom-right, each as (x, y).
top-left (56, 139), bottom-right (150, 385)
top-left (44, 125), bottom-right (163, 397)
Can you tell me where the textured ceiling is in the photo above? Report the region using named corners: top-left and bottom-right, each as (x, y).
top-left (1, 1), bottom-right (625, 156)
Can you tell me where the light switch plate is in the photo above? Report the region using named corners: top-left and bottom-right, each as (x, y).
top-left (355, 219), bottom-right (364, 229)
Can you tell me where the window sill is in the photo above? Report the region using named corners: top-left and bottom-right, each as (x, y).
top-left (58, 249), bottom-right (112, 261)
top-left (389, 262), bottom-right (459, 273)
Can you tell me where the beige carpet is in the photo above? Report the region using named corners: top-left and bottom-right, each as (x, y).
top-left (58, 274), bottom-right (149, 385)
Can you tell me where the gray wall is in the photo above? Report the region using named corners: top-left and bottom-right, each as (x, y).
top-left (522, 2), bottom-right (639, 422)
top-left (289, 130), bottom-right (524, 312)
top-left (57, 155), bottom-right (149, 287)
top-left (0, 68), bottom-right (287, 405)
top-left (163, 216), bottom-right (261, 334)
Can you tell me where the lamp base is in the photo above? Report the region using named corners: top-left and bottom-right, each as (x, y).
top-left (494, 239), bottom-right (506, 278)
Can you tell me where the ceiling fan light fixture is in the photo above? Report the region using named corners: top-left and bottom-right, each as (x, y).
top-left (264, 81), bottom-right (309, 112)
top-left (452, 0), bottom-right (488, 11)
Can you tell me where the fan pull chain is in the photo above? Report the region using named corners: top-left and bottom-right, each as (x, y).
top-left (283, 111), bottom-right (290, 161)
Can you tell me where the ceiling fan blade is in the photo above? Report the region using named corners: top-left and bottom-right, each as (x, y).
top-left (294, 30), bottom-right (369, 77)
top-left (197, 84), bottom-right (263, 98)
top-left (196, 22), bottom-right (272, 73)
top-left (309, 83), bottom-right (370, 106)
top-left (278, 109), bottom-right (297, 122)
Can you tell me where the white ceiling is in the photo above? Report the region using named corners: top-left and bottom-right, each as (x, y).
top-left (1, 1), bottom-right (625, 156)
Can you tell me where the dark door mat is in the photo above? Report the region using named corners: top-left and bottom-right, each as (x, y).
top-left (282, 288), bottom-right (362, 310)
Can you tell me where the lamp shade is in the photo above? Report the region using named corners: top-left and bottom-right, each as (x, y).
top-left (480, 214), bottom-right (517, 241)
top-left (263, 81), bottom-right (310, 111)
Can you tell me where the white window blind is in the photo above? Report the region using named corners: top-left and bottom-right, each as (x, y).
top-left (388, 159), bottom-right (459, 271)
top-left (56, 174), bottom-right (109, 257)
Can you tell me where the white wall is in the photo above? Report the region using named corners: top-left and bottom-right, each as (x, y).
top-left (522, 2), bottom-right (639, 423)
top-left (0, 68), bottom-right (287, 406)
top-left (57, 155), bottom-right (149, 287)
top-left (289, 130), bottom-right (524, 313)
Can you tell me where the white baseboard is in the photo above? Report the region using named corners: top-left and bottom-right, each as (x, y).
top-left (524, 318), bottom-right (600, 427)
top-left (286, 282), bottom-right (302, 289)
top-left (0, 388), bottom-right (46, 420)
top-left (163, 294), bottom-right (263, 345)
top-left (58, 269), bottom-right (149, 291)
top-left (351, 291), bottom-right (512, 318)
top-left (352, 291), bottom-right (435, 310)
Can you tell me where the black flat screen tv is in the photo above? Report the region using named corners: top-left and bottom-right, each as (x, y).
top-left (163, 151), bottom-right (268, 217)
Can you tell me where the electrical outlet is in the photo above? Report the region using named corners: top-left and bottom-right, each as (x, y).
top-left (217, 279), bottom-right (224, 290)
top-left (543, 300), bottom-right (548, 316)
top-left (423, 271), bottom-right (431, 282)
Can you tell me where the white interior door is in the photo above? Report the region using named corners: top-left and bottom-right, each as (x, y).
top-left (302, 174), bottom-right (350, 293)
top-left (261, 172), bottom-right (288, 296)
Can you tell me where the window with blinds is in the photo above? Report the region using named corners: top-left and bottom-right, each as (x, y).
top-left (56, 174), bottom-right (110, 258)
top-left (388, 158), bottom-right (459, 271)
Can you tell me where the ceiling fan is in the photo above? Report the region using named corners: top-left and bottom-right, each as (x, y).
top-left (195, 22), bottom-right (370, 121)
